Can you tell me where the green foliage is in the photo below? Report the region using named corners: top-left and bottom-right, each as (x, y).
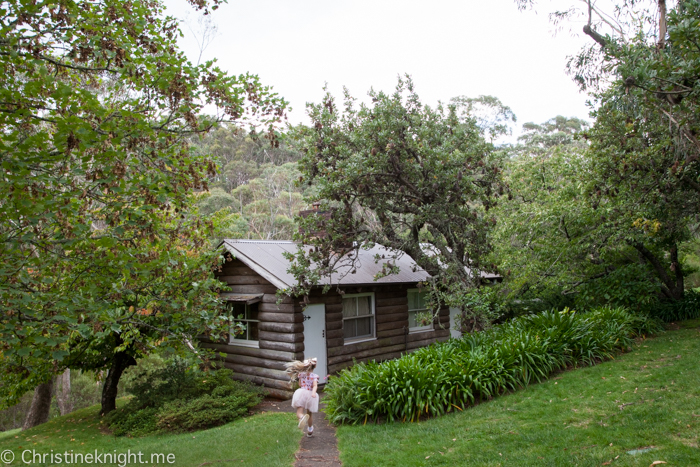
top-left (194, 160), bottom-right (310, 242)
top-left (0, 390), bottom-right (33, 432)
top-left (0, 0), bottom-right (286, 405)
top-left (680, 239), bottom-right (700, 289)
top-left (507, 1), bottom-right (700, 305)
top-left (501, 292), bottom-right (576, 320)
top-left (575, 263), bottom-right (660, 312)
top-left (107, 407), bottom-right (161, 438)
top-left (198, 188), bottom-right (238, 216)
top-left (119, 353), bottom-right (167, 391)
top-left (518, 116), bottom-right (590, 150)
top-left (124, 357), bottom-right (198, 409)
top-left (573, 0), bottom-right (700, 301)
top-left (229, 162), bottom-right (307, 239)
top-left (193, 124), bottom-right (303, 193)
top-left (652, 290), bottom-right (700, 323)
top-left (209, 207), bottom-right (249, 245)
top-left (0, 404), bottom-right (301, 467)
top-left (288, 77), bottom-right (504, 323)
top-left (335, 327), bottom-right (700, 466)
top-left (106, 359), bottom-right (264, 436)
top-left (449, 95), bottom-right (517, 142)
top-left (67, 371), bottom-right (108, 412)
top-left (450, 286), bottom-right (505, 332)
top-left (494, 110), bottom-right (689, 311)
top-left (155, 390), bottom-right (261, 433)
top-left (324, 306), bottom-right (658, 425)
top-left (492, 116), bottom-right (603, 303)
top-left (0, 369), bottom-right (113, 431)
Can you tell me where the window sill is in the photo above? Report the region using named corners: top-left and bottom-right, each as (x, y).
top-left (228, 340), bottom-right (260, 348)
top-left (409, 326), bottom-right (433, 334)
top-left (343, 336), bottom-right (376, 346)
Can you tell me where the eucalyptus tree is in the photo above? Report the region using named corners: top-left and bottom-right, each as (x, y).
top-left (511, 0), bottom-right (700, 302)
top-left (495, 117), bottom-right (666, 310)
top-left (288, 77), bottom-right (505, 330)
top-left (493, 117), bottom-right (592, 301)
top-left (193, 124), bottom-right (303, 192)
top-left (230, 162), bottom-right (306, 240)
top-left (0, 0), bottom-right (286, 419)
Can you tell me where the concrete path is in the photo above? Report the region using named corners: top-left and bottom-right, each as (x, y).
top-left (260, 392), bottom-right (342, 466)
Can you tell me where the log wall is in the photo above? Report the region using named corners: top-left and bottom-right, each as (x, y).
top-left (211, 256), bottom-right (451, 398)
top-left (308, 285), bottom-right (450, 375)
top-left (209, 258), bottom-right (303, 399)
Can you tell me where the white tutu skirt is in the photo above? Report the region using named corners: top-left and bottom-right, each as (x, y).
top-left (291, 388), bottom-right (319, 413)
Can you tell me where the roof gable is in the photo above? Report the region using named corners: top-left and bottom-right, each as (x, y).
top-left (219, 240), bottom-right (430, 290)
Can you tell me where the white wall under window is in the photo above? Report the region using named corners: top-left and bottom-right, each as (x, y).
top-left (342, 293), bottom-right (375, 343)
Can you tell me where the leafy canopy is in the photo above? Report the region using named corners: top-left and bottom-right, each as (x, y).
top-left (288, 77), bottom-right (504, 326)
top-left (0, 0), bottom-right (286, 405)
top-left (502, 0), bottom-right (700, 306)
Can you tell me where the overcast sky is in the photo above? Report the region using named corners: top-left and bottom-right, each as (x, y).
top-left (165, 0), bottom-right (595, 138)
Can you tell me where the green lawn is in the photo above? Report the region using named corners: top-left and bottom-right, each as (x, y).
top-left (336, 321), bottom-right (700, 466)
top-left (0, 401), bottom-right (300, 467)
top-left (3, 321), bottom-right (699, 467)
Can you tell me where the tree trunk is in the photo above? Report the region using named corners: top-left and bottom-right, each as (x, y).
top-left (658, 0), bottom-right (667, 48)
top-left (669, 244), bottom-right (685, 300)
top-left (22, 379), bottom-right (54, 430)
top-left (633, 242), bottom-right (684, 301)
top-left (100, 352), bottom-right (136, 415)
top-left (56, 369), bottom-right (73, 416)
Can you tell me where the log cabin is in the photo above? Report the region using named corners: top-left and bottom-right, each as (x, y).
top-left (202, 239), bottom-right (499, 399)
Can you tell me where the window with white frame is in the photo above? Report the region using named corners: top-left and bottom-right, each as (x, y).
top-left (407, 289), bottom-right (433, 332)
top-left (228, 302), bottom-right (259, 346)
top-left (342, 293), bottom-right (375, 341)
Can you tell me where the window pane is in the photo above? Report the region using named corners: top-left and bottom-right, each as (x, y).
top-left (344, 319), bottom-right (357, 339)
top-left (356, 317), bottom-right (372, 337)
top-left (230, 302), bottom-right (245, 318)
top-left (247, 304), bottom-right (259, 321)
top-left (232, 322), bottom-right (246, 340)
top-left (408, 291), bottom-right (428, 312)
top-left (417, 292), bottom-right (427, 309)
top-left (357, 296), bottom-right (371, 316)
top-left (248, 321), bottom-right (259, 341)
top-left (408, 310), bottom-right (418, 328)
top-left (408, 291), bottom-right (417, 310)
top-left (342, 297), bottom-right (357, 318)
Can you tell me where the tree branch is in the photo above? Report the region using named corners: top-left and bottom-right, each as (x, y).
top-left (632, 242), bottom-right (674, 299)
top-left (583, 24), bottom-right (607, 47)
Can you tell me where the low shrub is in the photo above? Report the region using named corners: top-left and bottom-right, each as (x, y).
top-left (652, 290), bottom-right (700, 322)
top-left (108, 407), bottom-right (160, 437)
top-left (125, 356), bottom-right (198, 409)
top-left (323, 306), bottom-right (658, 425)
top-left (105, 359), bottom-right (264, 436)
top-left (119, 353), bottom-right (167, 394)
top-left (156, 391), bottom-right (260, 432)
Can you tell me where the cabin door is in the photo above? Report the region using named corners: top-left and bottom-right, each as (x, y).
top-left (303, 303), bottom-right (327, 384)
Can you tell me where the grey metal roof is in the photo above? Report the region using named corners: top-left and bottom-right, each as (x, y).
top-left (219, 240), bottom-right (430, 290)
top-left (420, 243), bottom-right (501, 280)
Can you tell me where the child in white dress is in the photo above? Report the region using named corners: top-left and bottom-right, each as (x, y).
top-left (285, 358), bottom-right (319, 437)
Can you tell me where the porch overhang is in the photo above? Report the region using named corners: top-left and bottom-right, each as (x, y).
top-left (219, 293), bottom-right (264, 305)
